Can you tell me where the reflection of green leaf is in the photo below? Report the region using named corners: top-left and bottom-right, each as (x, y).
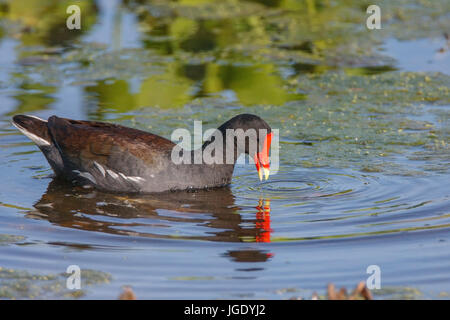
top-left (169, 17), bottom-right (198, 42)
top-left (85, 62), bottom-right (194, 111)
top-left (5, 0), bottom-right (97, 46)
top-left (86, 79), bottom-right (135, 112)
top-left (85, 61), bottom-right (305, 112)
top-left (8, 82), bottom-right (56, 115)
top-left (344, 66), bottom-right (398, 76)
top-left (210, 63), bottom-right (306, 105)
top-left (137, 71), bottom-right (193, 108)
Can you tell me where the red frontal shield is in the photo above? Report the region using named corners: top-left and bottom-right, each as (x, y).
top-left (254, 132), bottom-right (273, 181)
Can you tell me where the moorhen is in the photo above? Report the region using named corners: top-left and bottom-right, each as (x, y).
top-left (12, 114), bottom-right (273, 193)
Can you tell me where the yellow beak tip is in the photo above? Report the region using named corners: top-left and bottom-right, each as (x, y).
top-left (258, 170), bottom-right (263, 181)
top-left (263, 168), bottom-right (270, 180)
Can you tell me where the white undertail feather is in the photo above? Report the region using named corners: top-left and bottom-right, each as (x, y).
top-left (11, 121), bottom-right (51, 147)
top-left (24, 115), bottom-right (47, 122)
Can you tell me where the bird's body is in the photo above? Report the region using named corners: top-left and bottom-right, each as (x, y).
top-left (12, 114), bottom-right (272, 193)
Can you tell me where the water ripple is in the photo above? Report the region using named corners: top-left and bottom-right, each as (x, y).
top-left (232, 166), bottom-right (450, 242)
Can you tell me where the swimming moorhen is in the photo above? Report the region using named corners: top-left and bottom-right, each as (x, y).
top-left (12, 114), bottom-right (273, 193)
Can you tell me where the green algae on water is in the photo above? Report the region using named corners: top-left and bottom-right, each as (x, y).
top-left (0, 267), bottom-right (112, 299)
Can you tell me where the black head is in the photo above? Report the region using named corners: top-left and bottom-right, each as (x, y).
top-left (217, 114), bottom-right (273, 181)
top-left (218, 114), bottom-right (271, 133)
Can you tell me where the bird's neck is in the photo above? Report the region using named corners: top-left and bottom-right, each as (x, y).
top-left (199, 129), bottom-right (243, 166)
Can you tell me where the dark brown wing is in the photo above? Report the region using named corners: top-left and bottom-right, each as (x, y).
top-left (47, 116), bottom-right (175, 191)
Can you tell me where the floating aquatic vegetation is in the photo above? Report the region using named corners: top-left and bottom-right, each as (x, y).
top-left (0, 267), bottom-right (112, 299)
top-left (372, 286), bottom-right (423, 300)
top-left (0, 234), bottom-right (25, 245)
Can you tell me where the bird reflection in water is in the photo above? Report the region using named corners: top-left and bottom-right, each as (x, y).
top-left (26, 179), bottom-right (273, 262)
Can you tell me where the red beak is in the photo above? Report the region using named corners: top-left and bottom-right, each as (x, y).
top-left (254, 132), bottom-right (272, 181)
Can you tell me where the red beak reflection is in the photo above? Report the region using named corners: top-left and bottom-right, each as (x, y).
top-left (256, 199), bottom-right (271, 243)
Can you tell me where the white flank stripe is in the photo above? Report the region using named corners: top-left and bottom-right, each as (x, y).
top-left (93, 161), bottom-right (106, 177)
top-left (118, 172), bottom-right (145, 184)
top-left (72, 170), bottom-right (96, 184)
top-left (78, 172), bottom-right (96, 184)
top-left (127, 176), bottom-right (145, 183)
top-left (118, 172), bottom-right (128, 180)
top-left (107, 170), bottom-right (119, 179)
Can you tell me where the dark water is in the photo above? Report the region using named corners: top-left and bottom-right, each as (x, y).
top-left (0, 0), bottom-right (449, 299)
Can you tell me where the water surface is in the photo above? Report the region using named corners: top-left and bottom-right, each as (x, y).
top-left (0, 0), bottom-right (449, 299)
